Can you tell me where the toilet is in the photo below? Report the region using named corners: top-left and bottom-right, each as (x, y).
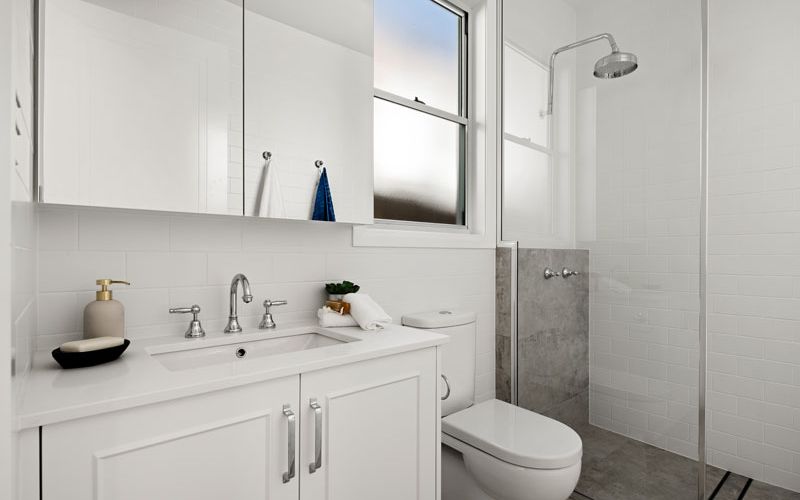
top-left (402, 310), bottom-right (582, 500)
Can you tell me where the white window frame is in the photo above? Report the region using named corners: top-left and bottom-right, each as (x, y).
top-left (373, 0), bottom-right (468, 227)
top-left (502, 43), bottom-right (551, 155)
top-left (502, 42), bottom-right (555, 235)
top-left (354, 0), bottom-right (498, 249)
top-left (500, 40), bottom-right (574, 249)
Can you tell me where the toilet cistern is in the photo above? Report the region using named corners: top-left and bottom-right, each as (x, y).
top-left (224, 273), bottom-right (253, 333)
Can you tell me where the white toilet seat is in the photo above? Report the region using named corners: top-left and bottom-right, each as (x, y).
top-left (441, 399), bottom-right (582, 500)
top-left (443, 433), bottom-right (582, 500)
top-left (442, 399), bottom-right (582, 469)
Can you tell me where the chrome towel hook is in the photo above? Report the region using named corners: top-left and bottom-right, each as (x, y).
top-left (262, 151), bottom-right (272, 160)
top-left (314, 160), bottom-right (324, 169)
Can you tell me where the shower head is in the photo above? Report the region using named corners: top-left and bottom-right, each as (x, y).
top-left (545, 33), bottom-right (638, 114)
top-left (593, 51), bottom-right (638, 79)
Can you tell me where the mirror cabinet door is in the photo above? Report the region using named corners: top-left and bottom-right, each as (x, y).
top-left (243, 0), bottom-right (374, 223)
top-left (41, 0), bottom-right (244, 215)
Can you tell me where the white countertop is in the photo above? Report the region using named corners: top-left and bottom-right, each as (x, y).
top-left (18, 323), bottom-right (448, 429)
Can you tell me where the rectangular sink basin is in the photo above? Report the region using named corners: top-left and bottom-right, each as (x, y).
top-left (149, 327), bottom-right (359, 372)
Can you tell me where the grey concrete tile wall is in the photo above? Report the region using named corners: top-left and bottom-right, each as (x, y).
top-left (496, 247), bottom-right (590, 429)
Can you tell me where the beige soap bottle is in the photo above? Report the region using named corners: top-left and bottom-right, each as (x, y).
top-left (84, 279), bottom-right (130, 339)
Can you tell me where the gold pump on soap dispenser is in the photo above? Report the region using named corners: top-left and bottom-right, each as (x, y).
top-left (83, 279), bottom-right (130, 339)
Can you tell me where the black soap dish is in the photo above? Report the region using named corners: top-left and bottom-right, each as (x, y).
top-left (51, 339), bottom-right (131, 369)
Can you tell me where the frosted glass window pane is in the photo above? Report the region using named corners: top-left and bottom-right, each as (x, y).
top-left (504, 44), bottom-right (549, 146)
top-left (502, 140), bottom-right (551, 237)
top-left (374, 99), bottom-right (464, 224)
top-left (374, 0), bottom-right (461, 114)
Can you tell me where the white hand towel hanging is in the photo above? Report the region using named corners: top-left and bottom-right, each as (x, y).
top-left (257, 154), bottom-right (286, 218)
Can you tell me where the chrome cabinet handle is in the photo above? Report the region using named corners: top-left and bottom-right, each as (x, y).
top-left (441, 374), bottom-right (451, 401)
top-left (282, 405), bottom-right (296, 483)
top-left (308, 398), bottom-right (322, 473)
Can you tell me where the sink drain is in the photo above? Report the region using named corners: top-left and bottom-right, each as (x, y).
top-left (235, 347), bottom-right (247, 358)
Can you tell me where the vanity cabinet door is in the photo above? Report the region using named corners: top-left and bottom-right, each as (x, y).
top-left (299, 348), bottom-right (439, 500)
top-left (42, 376), bottom-right (300, 500)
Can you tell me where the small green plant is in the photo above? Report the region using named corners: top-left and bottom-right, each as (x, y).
top-left (325, 280), bottom-right (360, 295)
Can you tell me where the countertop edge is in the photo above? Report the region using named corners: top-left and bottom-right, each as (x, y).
top-left (18, 329), bottom-right (448, 429)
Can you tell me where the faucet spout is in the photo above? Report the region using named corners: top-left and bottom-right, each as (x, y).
top-left (224, 273), bottom-right (252, 333)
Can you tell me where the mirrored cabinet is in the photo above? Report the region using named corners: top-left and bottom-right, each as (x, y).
top-left (243, 0), bottom-right (373, 223)
top-left (38, 0), bottom-right (374, 224)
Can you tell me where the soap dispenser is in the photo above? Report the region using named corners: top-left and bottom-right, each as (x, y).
top-left (84, 279), bottom-right (130, 339)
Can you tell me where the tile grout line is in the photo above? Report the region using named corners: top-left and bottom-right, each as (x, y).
top-left (736, 478), bottom-right (753, 500)
top-left (707, 470), bottom-right (731, 500)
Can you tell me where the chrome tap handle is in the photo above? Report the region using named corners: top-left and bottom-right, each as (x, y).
top-left (264, 299), bottom-right (288, 308)
top-left (543, 267), bottom-right (561, 279)
top-left (259, 299), bottom-right (288, 329)
top-left (169, 305), bottom-right (199, 314)
top-left (169, 305), bottom-right (205, 338)
top-left (282, 405), bottom-right (296, 483)
top-left (308, 398), bottom-right (322, 473)
top-left (561, 267), bottom-right (580, 278)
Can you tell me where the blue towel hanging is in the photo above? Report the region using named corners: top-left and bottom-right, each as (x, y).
top-left (312, 167), bottom-right (336, 222)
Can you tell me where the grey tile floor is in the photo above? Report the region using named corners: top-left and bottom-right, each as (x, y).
top-left (566, 424), bottom-right (800, 500)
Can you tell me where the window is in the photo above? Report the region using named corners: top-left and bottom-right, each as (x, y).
top-left (502, 42), bottom-right (554, 239)
top-left (373, 0), bottom-right (468, 226)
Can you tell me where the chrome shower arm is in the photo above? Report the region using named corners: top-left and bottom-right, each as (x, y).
top-left (547, 33), bottom-right (619, 115)
top-left (551, 33), bottom-right (619, 59)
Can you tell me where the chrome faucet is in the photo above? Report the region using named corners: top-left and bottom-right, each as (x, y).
top-left (224, 273), bottom-right (253, 333)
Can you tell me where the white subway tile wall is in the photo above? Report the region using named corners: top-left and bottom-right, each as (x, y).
top-left (36, 207), bottom-right (497, 403)
top-left (706, 0), bottom-right (800, 492)
top-left (575, 0), bottom-right (703, 465)
top-left (576, 0), bottom-right (800, 493)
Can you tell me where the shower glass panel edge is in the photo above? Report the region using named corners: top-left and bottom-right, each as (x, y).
top-left (698, 0), bottom-right (709, 498)
top-left (497, 241), bottom-right (519, 405)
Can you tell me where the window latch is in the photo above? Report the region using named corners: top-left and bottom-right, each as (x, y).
top-left (414, 96), bottom-right (426, 105)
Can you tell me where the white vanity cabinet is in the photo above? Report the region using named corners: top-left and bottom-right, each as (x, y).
top-left (42, 375), bottom-right (301, 500)
top-left (37, 347), bottom-right (439, 500)
top-left (300, 348), bottom-right (439, 500)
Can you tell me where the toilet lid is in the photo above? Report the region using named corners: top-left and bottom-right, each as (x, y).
top-left (442, 399), bottom-right (582, 470)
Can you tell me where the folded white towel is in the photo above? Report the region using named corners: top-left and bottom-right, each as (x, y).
top-left (317, 307), bottom-right (358, 328)
top-left (344, 293), bottom-right (392, 331)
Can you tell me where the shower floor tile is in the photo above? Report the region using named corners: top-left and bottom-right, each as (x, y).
top-left (569, 424), bottom-right (800, 500)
